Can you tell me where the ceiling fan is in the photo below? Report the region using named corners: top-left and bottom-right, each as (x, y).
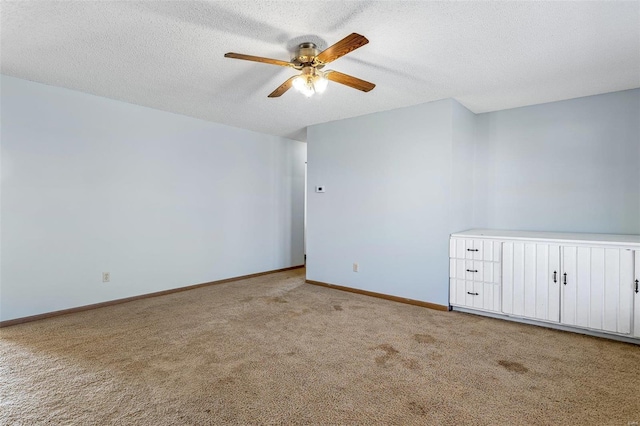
top-left (224, 33), bottom-right (375, 98)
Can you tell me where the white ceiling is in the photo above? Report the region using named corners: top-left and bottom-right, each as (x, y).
top-left (2, 1), bottom-right (639, 142)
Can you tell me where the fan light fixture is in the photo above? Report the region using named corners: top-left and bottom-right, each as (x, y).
top-left (292, 68), bottom-right (328, 97)
top-left (224, 33), bottom-right (375, 98)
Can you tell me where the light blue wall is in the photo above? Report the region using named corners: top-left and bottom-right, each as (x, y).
top-left (307, 99), bottom-right (473, 306)
top-left (307, 88), bottom-right (639, 307)
top-left (476, 89), bottom-right (640, 234)
top-left (451, 100), bottom-right (477, 233)
top-left (3, 75), bottom-right (636, 318)
top-left (0, 75), bottom-right (306, 321)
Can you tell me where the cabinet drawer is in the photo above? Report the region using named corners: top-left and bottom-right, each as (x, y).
top-left (474, 282), bottom-right (501, 312)
top-left (464, 261), bottom-right (483, 280)
top-left (450, 259), bottom-right (499, 284)
top-left (450, 238), bottom-right (481, 259)
top-left (450, 279), bottom-right (500, 312)
top-left (481, 261), bottom-right (502, 284)
top-left (450, 238), bottom-right (501, 261)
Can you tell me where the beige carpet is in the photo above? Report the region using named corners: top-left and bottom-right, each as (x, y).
top-left (1, 268), bottom-right (639, 425)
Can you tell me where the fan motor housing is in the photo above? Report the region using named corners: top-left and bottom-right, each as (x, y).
top-left (293, 43), bottom-right (324, 68)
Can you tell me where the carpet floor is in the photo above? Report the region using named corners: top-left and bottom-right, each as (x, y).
top-left (1, 268), bottom-right (639, 425)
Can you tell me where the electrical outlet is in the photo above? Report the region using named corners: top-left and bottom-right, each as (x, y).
top-left (353, 263), bottom-right (359, 272)
top-left (102, 272), bottom-right (110, 283)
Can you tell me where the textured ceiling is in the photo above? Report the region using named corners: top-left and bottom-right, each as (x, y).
top-left (2, 1), bottom-right (639, 142)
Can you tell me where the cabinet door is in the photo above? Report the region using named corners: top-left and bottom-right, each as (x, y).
top-left (561, 246), bottom-right (633, 334)
top-left (502, 242), bottom-right (560, 322)
top-left (633, 252), bottom-right (640, 338)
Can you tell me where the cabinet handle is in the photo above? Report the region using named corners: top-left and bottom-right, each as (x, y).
top-left (467, 292), bottom-right (479, 296)
top-left (563, 273), bottom-right (567, 285)
top-left (466, 269), bottom-right (478, 273)
top-left (635, 279), bottom-right (639, 294)
top-left (467, 248), bottom-right (479, 252)
top-left (553, 271), bottom-right (557, 283)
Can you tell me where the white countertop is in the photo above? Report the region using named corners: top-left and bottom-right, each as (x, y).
top-left (451, 229), bottom-right (640, 246)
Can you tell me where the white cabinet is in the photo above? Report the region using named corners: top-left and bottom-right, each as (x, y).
top-left (560, 246), bottom-right (634, 335)
top-left (633, 252), bottom-right (640, 338)
top-left (502, 242), bottom-right (560, 323)
top-left (449, 229), bottom-right (640, 342)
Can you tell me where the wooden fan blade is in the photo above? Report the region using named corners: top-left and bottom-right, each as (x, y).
top-left (315, 33), bottom-right (369, 64)
top-left (326, 71), bottom-right (375, 92)
top-left (224, 52), bottom-right (294, 68)
top-left (268, 76), bottom-right (298, 98)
